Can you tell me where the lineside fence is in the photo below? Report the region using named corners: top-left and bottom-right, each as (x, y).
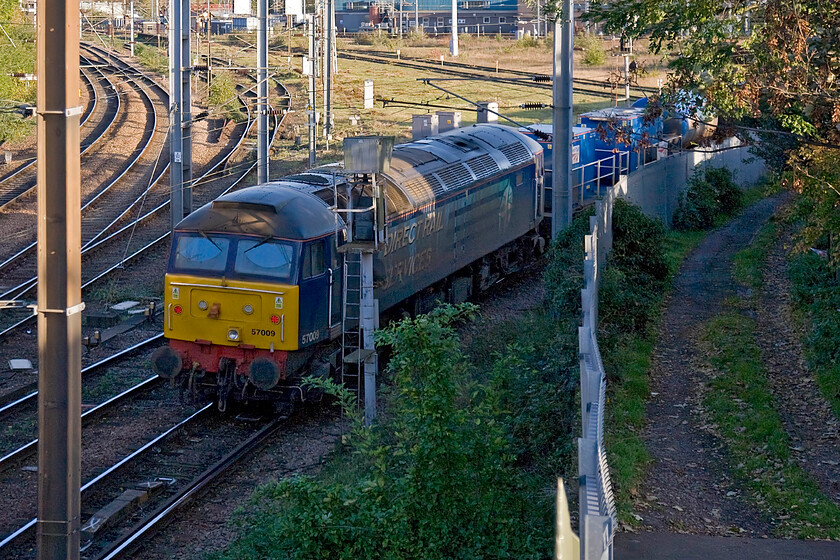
top-left (558, 141), bottom-right (766, 560)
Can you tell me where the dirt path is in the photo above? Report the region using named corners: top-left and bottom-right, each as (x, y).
top-left (753, 225), bottom-right (840, 502)
top-left (630, 195), bottom-right (788, 536)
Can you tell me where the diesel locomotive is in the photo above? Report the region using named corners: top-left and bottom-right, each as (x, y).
top-left (151, 123), bottom-right (545, 411)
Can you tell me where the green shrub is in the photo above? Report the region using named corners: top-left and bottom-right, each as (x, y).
top-left (516, 34), bottom-right (539, 48)
top-left (575, 33), bottom-right (607, 66)
top-left (544, 208), bottom-right (594, 318)
top-left (208, 71), bottom-right (244, 122)
top-left (672, 166), bottom-right (742, 231)
top-left (600, 200), bottom-right (669, 340)
top-left (212, 305), bottom-right (554, 560)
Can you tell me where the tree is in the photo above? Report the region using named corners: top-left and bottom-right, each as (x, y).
top-left (585, 0), bottom-right (840, 265)
top-left (0, 0), bottom-right (36, 144)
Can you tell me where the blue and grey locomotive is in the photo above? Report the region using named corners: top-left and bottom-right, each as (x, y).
top-left (152, 123), bottom-right (545, 410)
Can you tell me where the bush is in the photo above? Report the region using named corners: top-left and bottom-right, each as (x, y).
top-left (212, 305), bottom-right (554, 560)
top-left (544, 208), bottom-right (594, 318)
top-left (516, 34), bottom-right (539, 48)
top-left (208, 72), bottom-right (244, 122)
top-left (575, 33), bottom-right (607, 66)
top-left (600, 200), bottom-right (669, 340)
top-left (672, 166), bottom-right (742, 231)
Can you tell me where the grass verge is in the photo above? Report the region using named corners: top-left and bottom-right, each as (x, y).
top-left (789, 249), bottom-right (840, 419)
top-left (699, 309), bottom-right (840, 538)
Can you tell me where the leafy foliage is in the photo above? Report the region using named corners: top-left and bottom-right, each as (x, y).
top-left (584, 0), bottom-right (840, 272)
top-left (212, 304), bottom-right (555, 560)
top-left (544, 207), bottom-right (594, 318)
top-left (208, 71), bottom-right (245, 122)
top-left (672, 166), bottom-right (743, 231)
top-left (574, 33), bottom-right (607, 66)
top-left (0, 0), bottom-right (36, 143)
top-left (600, 200), bottom-right (669, 341)
top-left (789, 250), bottom-right (840, 417)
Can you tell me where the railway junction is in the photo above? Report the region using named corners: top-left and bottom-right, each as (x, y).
top-left (1, 1), bottom-right (840, 559)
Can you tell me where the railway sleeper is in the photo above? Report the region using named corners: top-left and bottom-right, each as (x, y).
top-left (79, 478), bottom-right (172, 549)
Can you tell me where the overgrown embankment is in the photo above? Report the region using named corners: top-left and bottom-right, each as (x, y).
top-left (208, 197), bottom-right (681, 558)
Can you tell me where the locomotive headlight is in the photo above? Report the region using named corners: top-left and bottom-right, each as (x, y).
top-left (227, 328), bottom-right (240, 341)
top-left (243, 304), bottom-right (254, 315)
top-left (198, 300), bottom-right (208, 311)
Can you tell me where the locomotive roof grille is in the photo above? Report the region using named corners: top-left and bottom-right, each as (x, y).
top-left (211, 200), bottom-right (277, 213)
top-left (499, 143), bottom-right (531, 167)
top-left (434, 163), bottom-right (474, 192)
top-left (400, 175), bottom-right (444, 206)
top-left (465, 154), bottom-right (500, 180)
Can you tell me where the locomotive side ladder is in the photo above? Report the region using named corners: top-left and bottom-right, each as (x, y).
top-left (334, 135), bottom-right (394, 426)
top-left (340, 250), bottom-right (368, 401)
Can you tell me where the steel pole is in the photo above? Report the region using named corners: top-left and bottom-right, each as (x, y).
top-left (168, 0), bottom-right (183, 229)
top-left (308, 15), bottom-right (317, 168)
top-left (130, 1), bottom-right (134, 56)
top-left (207, 0), bottom-right (212, 90)
top-left (325, 0), bottom-right (333, 146)
top-left (181, 0), bottom-right (192, 215)
top-left (257, 0), bottom-right (269, 183)
top-left (552, 0), bottom-right (573, 235)
top-left (450, 0), bottom-right (458, 56)
top-left (36, 1), bottom-right (82, 558)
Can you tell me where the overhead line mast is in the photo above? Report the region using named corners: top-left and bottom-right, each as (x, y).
top-left (36, 0), bottom-right (83, 558)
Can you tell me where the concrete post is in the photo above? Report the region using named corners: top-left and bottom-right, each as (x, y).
top-left (450, 0), bottom-right (458, 56)
top-left (169, 0), bottom-right (191, 228)
top-left (308, 14), bottom-right (317, 168)
top-left (552, 0), bottom-right (573, 235)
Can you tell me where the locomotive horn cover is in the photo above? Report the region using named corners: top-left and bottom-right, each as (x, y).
top-left (249, 357), bottom-right (281, 390)
top-left (151, 346), bottom-right (183, 379)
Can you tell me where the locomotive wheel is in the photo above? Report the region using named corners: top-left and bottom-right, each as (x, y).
top-left (217, 358), bottom-right (235, 413)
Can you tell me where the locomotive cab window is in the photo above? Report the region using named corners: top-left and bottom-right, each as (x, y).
top-left (515, 171), bottom-right (524, 187)
top-left (302, 240), bottom-right (326, 279)
top-left (234, 238), bottom-right (295, 281)
top-left (173, 235), bottom-right (230, 272)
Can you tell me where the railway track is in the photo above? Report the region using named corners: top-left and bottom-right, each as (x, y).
top-left (0, 44), bottom-right (286, 338)
top-left (342, 47), bottom-right (660, 95)
top-left (0, 47), bottom-right (292, 539)
top-left (0, 56), bottom-right (121, 211)
top-left (339, 49), bottom-right (657, 100)
top-left (0, 395), bottom-right (284, 560)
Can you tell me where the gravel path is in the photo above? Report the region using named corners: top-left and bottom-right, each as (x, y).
top-left (631, 194), bottom-right (788, 536)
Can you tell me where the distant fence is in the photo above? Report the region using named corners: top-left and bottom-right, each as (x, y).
top-left (576, 180), bottom-right (621, 560)
top-left (562, 140), bottom-right (766, 560)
